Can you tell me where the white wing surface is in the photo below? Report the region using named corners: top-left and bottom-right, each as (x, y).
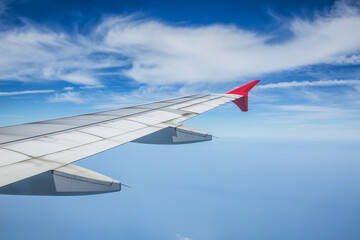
top-left (0, 80), bottom-right (260, 195)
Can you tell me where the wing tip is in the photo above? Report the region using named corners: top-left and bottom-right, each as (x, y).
top-left (225, 80), bottom-right (260, 95)
top-left (226, 80), bottom-right (260, 112)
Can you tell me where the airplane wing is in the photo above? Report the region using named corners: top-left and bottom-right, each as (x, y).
top-left (0, 80), bottom-right (260, 196)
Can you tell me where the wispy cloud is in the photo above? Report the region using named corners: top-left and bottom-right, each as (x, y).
top-left (79, 85), bottom-right (105, 89)
top-left (93, 85), bottom-right (184, 109)
top-left (48, 92), bottom-right (84, 104)
top-left (0, 0), bottom-right (8, 16)
top-left (0, 2), bottom-right (360, 85)
top-left (326, 55), bottom-right (360, 64)
top-left (63, 86), bottom-right (74, 91)
top-left (175, 233), bottom-right (192, 240)
top-left (257, 79), bottom-right (360, 89)
top-left (0, 89), bottom-right (55, 96)
top-left (274, 104), bottom-right (356, 113)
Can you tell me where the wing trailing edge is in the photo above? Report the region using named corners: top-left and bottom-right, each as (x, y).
top-left (226, 80), bottom-right (260, 112)
top-left (132, 123), bottom-right (212, 145)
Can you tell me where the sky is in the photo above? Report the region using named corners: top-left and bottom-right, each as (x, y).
top-left (0, 0), bottom-right (360, 239)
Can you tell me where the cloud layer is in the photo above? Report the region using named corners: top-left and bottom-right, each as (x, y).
top-left (1, 2), bottom-right (360, 86)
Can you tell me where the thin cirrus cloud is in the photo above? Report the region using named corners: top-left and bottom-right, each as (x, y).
top-left (0, 0), bottom-right (7, 16)
top-left (274, 104), bottom-right (357, 113)
top-left (0, 2), bottom-right (360, 86)
top-left (257, 79), bottom-right (360, 89)
top-left (48, 92), bottom-right (84, 104)
top-left (0, 89), bottom-right (55, 96)
top-left (63, 87), bottom-right (74, 91)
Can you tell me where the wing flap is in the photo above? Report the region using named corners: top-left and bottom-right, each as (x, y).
top-left (133, 124), bottom-right (212, 144)
top-left (0, 164), bottom-right (120, 195)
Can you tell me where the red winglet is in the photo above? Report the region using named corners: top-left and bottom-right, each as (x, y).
top-left (226, 80), bottom-right (260, 112)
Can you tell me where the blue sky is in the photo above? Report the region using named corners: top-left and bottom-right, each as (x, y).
top-left (0, 0), bottom-right (360, 239)
top-left (0, 0), bottom-right (360, 140)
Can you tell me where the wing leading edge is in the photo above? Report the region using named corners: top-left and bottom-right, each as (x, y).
top-left (0, 80), bottom-right (260, 195)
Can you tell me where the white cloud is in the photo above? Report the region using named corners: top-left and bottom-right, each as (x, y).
top-left (0, 25), bottom-right (127, 86)
top-left (0, 2), bottom-right (360, 85)
top-left (0, 89), bottom-right (55, 96)
top-left (48, 92), bottom-right (84, 104)
top-left (257, 79), bottom-right (360, 89)
top-left (59, 73), bottom-right (99, 85)
top-left (63, 86), bottom-right (74, 91)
